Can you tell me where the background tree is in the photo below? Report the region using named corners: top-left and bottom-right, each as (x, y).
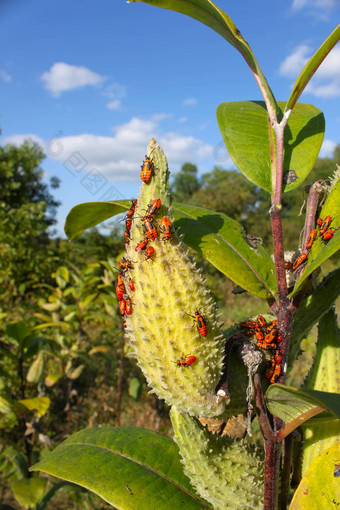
top-left (0, 142), bottom-right (60, 309)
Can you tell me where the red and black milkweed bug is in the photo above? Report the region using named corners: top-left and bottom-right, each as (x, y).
top-left (143, 246), bottom-right (155, 261)
top-left (306, 228), bottom-right (317, 250)
top-left (129, 278), bottom-right (135, 291)
top-left (186, 311), bottom-right (208, 337)
top-left (116, 274), bottom-right (126, 300)
top-left (175, 355), bottom-right (197, 367)
top-left (135, 238), bottom-right (149, 252)
top-left (118, 257), bottom-right (132, 273)
top-left (147, 199), bottom-right (161, 216)
top-left (160, 216), bottom-right (173, 241)
top-left (140, 156), bottom-right (153, 183)
top-left (142, 216), bottom-right (158, 240)
top-left (257, 315), bottom-right (267, 328)
top-left (292, 253), bottom-right (308, 271)
top-left (119, 298), bottom-right (126, 316)
top-left (319, 215), bottom-right (332, 235)
top-left (126, 297), bottom-right (132, 316)
top-left (240, 320), bottom-right (258, 330)
top-left (127, 199), bottom-right (137, 218)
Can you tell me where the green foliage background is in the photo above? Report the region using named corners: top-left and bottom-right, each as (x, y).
top-left (0, 140), bottom-right (339, 508)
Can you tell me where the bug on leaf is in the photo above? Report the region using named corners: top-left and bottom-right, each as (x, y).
top-left (292, 253), bottom-right (308, 271)
top-left (319, 215), bottom-right (332, 235)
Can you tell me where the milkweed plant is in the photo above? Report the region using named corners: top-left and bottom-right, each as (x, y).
top-left (32, 1), bottom-right (340, 509)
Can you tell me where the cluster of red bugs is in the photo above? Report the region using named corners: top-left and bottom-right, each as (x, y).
top-left (240, 315), bottom-right (282, 383)
top-left (285, 215), bottom-right (337, 272)
top-left (118, 155), bottom-right (209, 367)
top-left (115, 156), bottom-right (176, 327)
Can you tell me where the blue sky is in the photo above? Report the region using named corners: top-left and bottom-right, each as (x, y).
top-left (1, 0), bottom-right (340, 236)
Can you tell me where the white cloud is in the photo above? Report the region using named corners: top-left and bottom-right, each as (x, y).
top-left (41, 62), bottom-right (105, 97)
top-left (178, 117), bottom-right (188, 123)
top-left (106, 99), bottom-right (121, 110)
top-left (0, 69), bottom-right (12, 83)
top-left (279, 45), bottom-right (310, 77)
top-left (43, 116), bottom-right (216, 181)
top-left (280, 45), bottom-right (340, 98)
top-left (102, 82), bottom-right (126, 110)
top-left (183, 97), bottom-right (198, 106)
top-left (292, 0), bottom-right (338, 9)
top-left (2, 134), bottom-right (44, 147)
top-left (319, 139), bottom-right (336, 157)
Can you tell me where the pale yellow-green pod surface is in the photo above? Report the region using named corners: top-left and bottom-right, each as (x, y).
top-left (124, 139), bottom-right (226, 417)
top-left (171, 406), bottom-right (264, 509)
top-left (302, 308), bottom-right (340, 475)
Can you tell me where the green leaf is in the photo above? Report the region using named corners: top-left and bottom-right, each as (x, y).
top-left (286, 25), bottom-right (340, 112)
top-left (128, 0), bottom-right (276, 114)
top-left (11, 477), bottom-right (47, 509)
top-left (45, 358), bottom-right (63, 387)
top-left (6, 322), bottom-right (31, 345)
top-left (128, 377), bottom-right (142, 400)
top-left (289, 443), bottom-right (340, 510)
top-left (67, 364), bottom-right (85, 380)
top-left (288, 268), bottom-right (340, 365)
top-left (173, 203), bottom-right (277, 299)
top-left (65, 200), bottom-right (132, 240)
top-left (26, 350), bottom-right (45, 383)
top-left (0, 394), bottom-right (13, 414)
top-left (301, 308), bottom-right (340, 475)
top-left (217, 101), bottom-right (324, 193)
top-left (63, 200), bottom-right (277, 298)
top-left (14, 397), bottom-right (50, 418)
top-left (31, 427), bottom-right (210, 509)
top-left (265, 384), bottom-right (340, 438)
top-left (291, 177), bottom-right (340, 296)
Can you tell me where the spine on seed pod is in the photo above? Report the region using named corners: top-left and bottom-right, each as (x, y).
top-left (123, 139), bottom-right (226, 417)
top-left (170, 406), bottom-right (264, 510)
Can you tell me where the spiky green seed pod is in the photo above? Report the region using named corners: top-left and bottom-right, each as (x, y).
top-left (302, 308), bottom-right (340, 475)
top-left (171, 406), bottom-right (264, 509)
top-left (124, 139), bottom-right (225, 417)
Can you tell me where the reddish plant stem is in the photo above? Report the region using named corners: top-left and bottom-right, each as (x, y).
top-left (261, 116), bottom-right (296, 510)
top-left (279, 435), bottom-right (294, 510)
top-left (253, 373), bottom-right (278, 509)
top-left (264, 439), bottom-right (281, 510)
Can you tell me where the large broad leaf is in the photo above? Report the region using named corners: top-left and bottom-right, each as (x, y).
top-left (300, 308), bottom-right (340, 475)
top-left (64, 200), bottom-right (132, 240)
top-left (286, 25), bottom-right (340, 112)
top-left (288, 268), bottom-right (340, 365)
top-left (265, 384), bottom-right (340, 439)
top-left (289, 443), bottom-right (340, 510)
top-left (290, 177), bottom-right (340, 296)
top-left (64, 201), bottom-right (277, 299)
top-left (128, 0), bottom-right (276, 114)
top-left (31, 426), bottom-right (210, 509)
top-left (173, 203), bottom-right (277, 299)
top-left (217, 101), bottom-right (324, 193)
